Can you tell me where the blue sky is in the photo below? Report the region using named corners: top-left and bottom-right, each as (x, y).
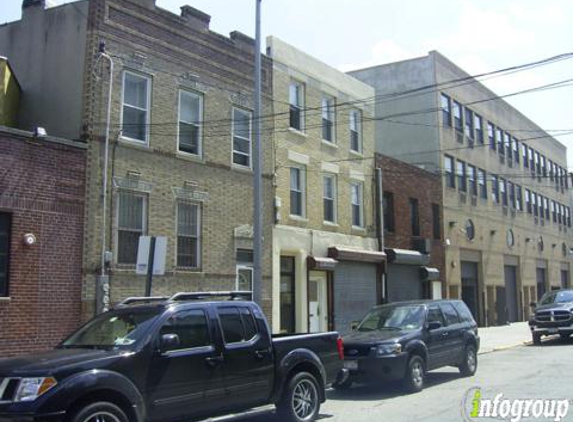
top-left (3, 0), bottom-right (573, 164)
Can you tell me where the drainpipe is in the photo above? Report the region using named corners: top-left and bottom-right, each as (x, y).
top-left (376, 167), bottom-right (387, 303)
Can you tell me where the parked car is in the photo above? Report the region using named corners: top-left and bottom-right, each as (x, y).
top-left (335, 300), bottom-right (479, 393)
top-left (0, 292), bottom-right (346, 422)
top-left (529, 289), bottom-right (573, 345)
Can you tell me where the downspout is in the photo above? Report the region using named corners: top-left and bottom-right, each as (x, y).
top-left (375, 167), bottom-right (387, 303)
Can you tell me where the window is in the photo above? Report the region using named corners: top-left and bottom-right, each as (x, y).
top-left (464, 108), bottom-right (474, 141)
top-left (456, 160), bottom-right (467, 192)
top-left (538, 195), bottom-right (544, 219)
top-left (478, 169), bottom-right (487, 200)
top-left (383, 191), bottom-right (395, 232)
top-left (453, 101), bottom-right (462, 132)
top-left (445, 155), bottom-right (455, 188)
top-left (290, 167), bottom-right (305, 217)
top-left (549, 160), bottom-right (554, 181)
top-left (535, 151), bottom-right (541, 176)
top-left (452, 301), bottom-right (475, 323)
top-left (410, 198), bottom-right (420, 236)
top-left (121, 71), bottom-right (150, 143)
top-left (441, 94), bottom-right (452, 127)
top-left (427, 305), bottom-right (446, 325)
top-left (350, 109), bottom-right (362, 153)
top-left (552, 200), bottom-right (556, 222)
top-left (218, 307), bottom-right (258, 344)
top-left (513, 138), bottom-right (519, 163)
top-left (351, 182), bottom-right (364, 228)
top-left (474, 113), bottom-right (483, 144)
top-left (522, 144), bottom-right (528, 167)
top-left (532, 192), bottom-right (538, 217)
top-left (516, 185), bottom-right (523, 211)
top-left (504, 133), bottom-right (512, 159)
top-left (508, 182), bottom-right (515, 208)
top-left (440, 303), bottom-right (460, 326)
top-left (177, 202), bottom-right (200, 268)
top-left (491, 175), bottom-right (499, 204)
top-left (432, 203), bottom-right (441, 240)
top-left (232, 107), bottom-right (252, 167)
top-left (323, 174), bottom-right (337, 223)
top-left (496, 128), bottom-right (504, 155)
top-left (280, 257), bottom-right (296, 334)
top-left (178, 90), bottom-right (202, 155)
top-left (529, 148), bottom-right (535, 173)
top-left (468, 165), bottom-right (477, 196)
top-left (289, 81), bottom-right (304, 131)
top-left (544, 197), bottom-right (550, 220)
top-left (0, 213), bottom-right (10, 297)
top-left (488, 123), bottom-right (495, 150)
top-left (525, 189), bottom-right (531, 214)
top-left (500, 179), bottom-right (507, 206)
top-left (160, 310), bottom-right (211, 351)
top-left (321, 95), bottom-right (335, 142)
top-left (117, 191), bottom-right (146, 264)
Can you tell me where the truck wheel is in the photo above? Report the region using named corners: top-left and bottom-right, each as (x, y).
top-left (458, 345), bottom-right (477, 377)
top-left (276, 372), bottom-right (320, 422)
top-left (70, 402), bottom-right (129, 422)
top-left (402, 355), bottom-right (425, 393)
top-left (532, 332), bottom-right (542, 345)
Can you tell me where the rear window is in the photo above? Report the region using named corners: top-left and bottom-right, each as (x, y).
top-left (440, 303), bottom-right (460, 326)
top-left (218, 307), bottom-right (259, 344)
top-left (452, 301), bottom-right (475, 324)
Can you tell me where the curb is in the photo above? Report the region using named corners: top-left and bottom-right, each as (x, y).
top-left (477, 340), bottom-right (530, 355)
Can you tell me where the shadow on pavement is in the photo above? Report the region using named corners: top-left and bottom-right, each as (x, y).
top-left (528, 335), bottom-right (573, 347)
top-left (327, 370), bottom-right (460, 402)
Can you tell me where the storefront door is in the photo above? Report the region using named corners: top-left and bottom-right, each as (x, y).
top-left (308, 271), bottom-right (328, 333)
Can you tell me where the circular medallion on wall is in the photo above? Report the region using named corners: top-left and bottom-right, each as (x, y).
top-left (465, 219), bottom-right (475, 241)
top-left (506, 229), bottom-right (515, 247)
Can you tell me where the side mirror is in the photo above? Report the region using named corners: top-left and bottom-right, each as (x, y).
top-left (428, 321), bottom-right (443, 331)
top-left (350, 321), bottom-right (360, 330)
top-left (530, 302), bottom-right (537, 308)
top-left (160, 333), bottom-right (180, 354)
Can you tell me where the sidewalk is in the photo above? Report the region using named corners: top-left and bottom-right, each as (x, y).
top-left (478, 321), bottom-right (531, 355)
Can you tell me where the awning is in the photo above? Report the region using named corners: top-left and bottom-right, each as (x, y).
top-left (328, 247), bottom-right (386, 263)
top-left (420, 266), bottom-right (440, 281)
top-left (385, 248), bottom-right (430, 266)
top-left (307, 256), bottom-right (338, 270)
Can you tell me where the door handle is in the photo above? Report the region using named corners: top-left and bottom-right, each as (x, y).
top-left (205, 355), bottom-right (224, 367)
top-left (254, 348), bottom-right (270, 360)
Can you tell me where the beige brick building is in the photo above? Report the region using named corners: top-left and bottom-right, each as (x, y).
top-left (266, 37), bottom-right (383, 335)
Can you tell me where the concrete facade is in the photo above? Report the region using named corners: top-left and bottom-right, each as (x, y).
top-left (351, 52), bottom-right (572, 326)
top-left (0, 58), bottom-right (21, 127)
top-left (267, 37), bottom-right (380, 335)
top-left (0, 126), bottom-right (86, 356)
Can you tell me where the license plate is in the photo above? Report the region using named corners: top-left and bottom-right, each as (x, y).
top-left (344, 360), bottom-right (358, 370)
top-left (548, 328), bottom-right (558, 334)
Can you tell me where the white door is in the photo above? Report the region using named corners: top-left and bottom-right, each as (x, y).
top-left (309, 271), bottom-right (328, 332)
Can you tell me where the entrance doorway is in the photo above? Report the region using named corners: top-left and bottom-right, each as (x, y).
top-left (461, 261), bottom-right (479, 323)
top-left (308, 271), bottom-right (329, 333)
top-left (536, 267), bottom-right (546, 300)
top-left (503, 265), bottom-right (519, 323)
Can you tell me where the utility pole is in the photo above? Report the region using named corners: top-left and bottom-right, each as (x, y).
top-left (252, 0), bottom-right (263, 306)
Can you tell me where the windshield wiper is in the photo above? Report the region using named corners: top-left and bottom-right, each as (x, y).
top-left (59, 344), bottom-right (112, 350)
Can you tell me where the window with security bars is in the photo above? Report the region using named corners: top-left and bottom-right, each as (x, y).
top-left (122, 71), bottom-right (150, 143)
top-left (178, 90), bottom-right (202, 155)
top-left (177, 202), bottom-right (200, 268)
top-left (323, 175), bottom-right (336, 223)
top-left (289, 81), bottom-right (304, 131)
top-left (0, 213), bottom-right (10, 297)
top-left (322, 95), bottom-right (335, 142)
top-left (232, 108), bottom-right (252, 167)
top-left (117, 192), bottom-right (146, 264)
top-left (350, 109), bottom-right (362, 152)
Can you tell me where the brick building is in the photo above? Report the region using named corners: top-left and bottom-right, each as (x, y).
top-left (0, 0), bottom-right (275, 321)
top-left (377, 154), bottom-right (445, 302)
top-left (0, 126), bottom-right (86, 356)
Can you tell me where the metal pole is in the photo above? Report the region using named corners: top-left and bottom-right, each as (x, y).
top-left (145, 237), bottom-right (156, 297)
top-left (252, 0), bottom-right (263, 306)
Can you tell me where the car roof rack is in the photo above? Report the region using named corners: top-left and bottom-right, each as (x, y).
top-left (168, 291), bottom-right (253, 302)
top-left (116, 296), bottom-right (170, 307)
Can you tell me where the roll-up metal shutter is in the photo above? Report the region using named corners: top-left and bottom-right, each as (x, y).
top-left (387, 263), bottom-right (423, 302)
top-left (333, 262), bottom-right (377, 334)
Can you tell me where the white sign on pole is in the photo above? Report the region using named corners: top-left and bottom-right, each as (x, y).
top-left (153, 236), bottom-right (167, 275)
top-left (135, 236), bottom-right (167, 276)
top-left (136, 236), bottom-right (151, 275)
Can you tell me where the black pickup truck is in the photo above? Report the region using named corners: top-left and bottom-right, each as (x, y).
top-left (0, 292), bottom-right (345, 422)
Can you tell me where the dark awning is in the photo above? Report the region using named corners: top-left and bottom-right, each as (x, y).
top-left (328, 247), bottom-right (386, 263)
top-left (307, 256), bottom-right (338, 270)
top-left (385, 248), bottom-right (430, 266)
top-left (420, 266), bottom-right (440, 281)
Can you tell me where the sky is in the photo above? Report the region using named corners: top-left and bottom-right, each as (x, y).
top-left (2, 0), bottom-right (573, 164)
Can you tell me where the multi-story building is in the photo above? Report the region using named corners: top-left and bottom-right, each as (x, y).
top-left (350, 51), bottom-right (572, 326)
top-left (377, 154), bottom-right (445, 302)
top-left (0, 0), bottom-right (275, 320)
top-left (267, 37), bottom-right (382, 335)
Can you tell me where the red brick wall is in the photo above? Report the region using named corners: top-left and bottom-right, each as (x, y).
top-left (0, 132), bottom-right (86, 356)
top-left (376, 154), bottom-right (445, 287)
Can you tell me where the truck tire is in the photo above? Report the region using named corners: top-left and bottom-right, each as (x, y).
top-left (532, 332), bottom-right (542, 345)
top-left (276, 372), bottom-right (320, 422)
top-left (70, 401), bottom-right (129, 422)
top-left (458, 345), bottom-right (477, 377)
top-left (402, 355), bottom-right (425, 393)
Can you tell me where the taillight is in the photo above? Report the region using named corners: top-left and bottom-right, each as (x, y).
top-left (336, 336), bottom-right (344, 360)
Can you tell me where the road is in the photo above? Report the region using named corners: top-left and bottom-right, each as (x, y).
top-left (222, 335), bottom-right (573, 422)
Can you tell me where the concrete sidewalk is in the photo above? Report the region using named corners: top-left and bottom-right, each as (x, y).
top-left (478, 321), bottom-right (531, 354)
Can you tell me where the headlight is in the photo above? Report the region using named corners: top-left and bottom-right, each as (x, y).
top-left (376, 343), bottom-right (402, 356)
top-left (14, 377), bottom-right (57, 402)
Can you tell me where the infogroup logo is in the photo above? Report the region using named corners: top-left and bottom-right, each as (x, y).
top-left (462, 387), bottom-right (570, 422)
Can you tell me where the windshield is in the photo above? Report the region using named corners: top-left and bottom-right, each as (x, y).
top-left (357, 305), bottom-right (425, 332)
top-left (60, 309), bottom-right (161, 350)
top-left (539, 290), bottom-right (573, 306)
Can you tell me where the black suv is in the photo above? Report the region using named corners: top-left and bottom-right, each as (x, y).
top-left (337, 300), bottom-right (479, 392)
top-left (529, 289), bottom-right (573, 344)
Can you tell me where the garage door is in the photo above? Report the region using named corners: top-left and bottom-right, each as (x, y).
top-left (333, 262), bottom-right (377, 334)
top-left (387, 263), bottom-right (423, 302)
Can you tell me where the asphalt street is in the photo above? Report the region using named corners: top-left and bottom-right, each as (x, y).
top-left (217, 335), bottom-right (573, 422)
